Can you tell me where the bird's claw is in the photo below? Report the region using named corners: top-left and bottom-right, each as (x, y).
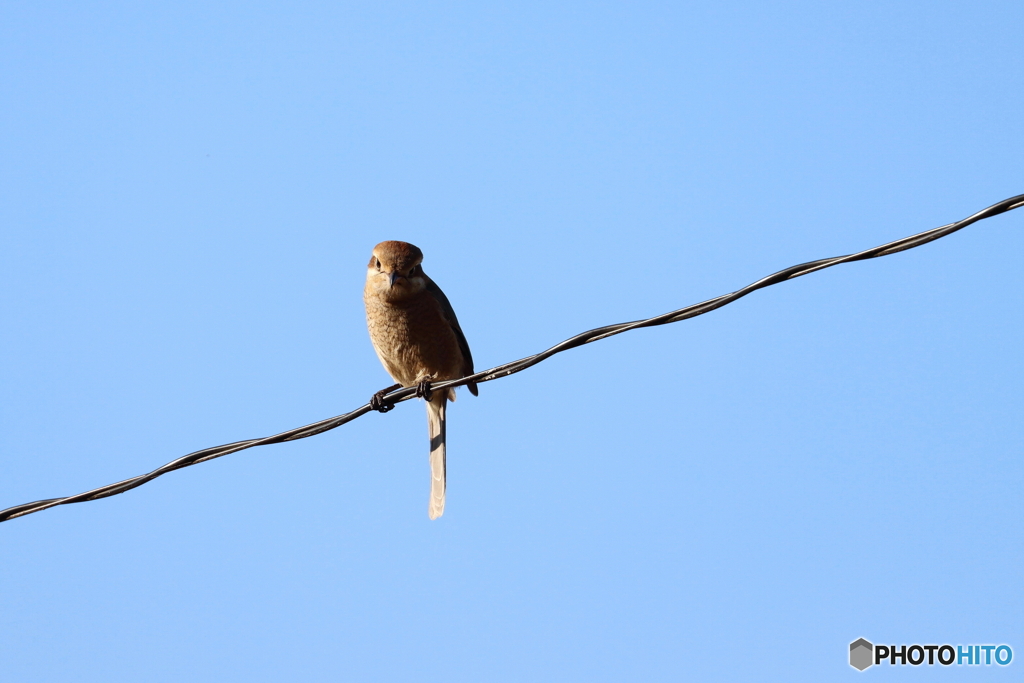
top-left (415, 380), bottom-right (433, 401)
top-left (370, 391), bottom-right (393, 413)
top-left (370, 383), bottom-right (401, 413)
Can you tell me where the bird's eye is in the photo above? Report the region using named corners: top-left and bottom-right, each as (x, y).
top-left (409, 266), bottom-right (418, 277)
top-left (375, 259), bottom-right (381, 270)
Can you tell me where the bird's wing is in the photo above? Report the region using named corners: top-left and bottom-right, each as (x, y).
top-left (424, 276), bottom-right (477, 394)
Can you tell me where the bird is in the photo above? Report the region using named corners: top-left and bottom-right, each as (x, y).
top-left (363, 240), bottom-right (478, 519)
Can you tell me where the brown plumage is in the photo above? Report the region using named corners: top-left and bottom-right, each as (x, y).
top-left (363, 240), bottom-right (477, 519)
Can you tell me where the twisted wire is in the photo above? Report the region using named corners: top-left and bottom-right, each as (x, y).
top-left (2, 194), bottom-right (1021, 523)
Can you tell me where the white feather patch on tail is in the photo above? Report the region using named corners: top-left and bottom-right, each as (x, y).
top-left (426, 395), bottom-right (447, 520)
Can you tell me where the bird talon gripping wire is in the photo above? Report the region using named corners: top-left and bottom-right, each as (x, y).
top-left (414, 380), bottom-right (434, 402)
top-left (370, 383), bottom-right (401, 413)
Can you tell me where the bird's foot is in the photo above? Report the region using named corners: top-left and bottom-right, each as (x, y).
top-left (370, 383), bottom-right (402, 413)
top-left (415, 379), bottom-right (434, 401)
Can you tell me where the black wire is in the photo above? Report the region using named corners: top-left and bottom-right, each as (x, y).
top-left (2, 194), bottom-right (1021, 523)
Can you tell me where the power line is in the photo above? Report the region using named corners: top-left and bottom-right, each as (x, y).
top-left (2, 194), bottom-right (1022, 524)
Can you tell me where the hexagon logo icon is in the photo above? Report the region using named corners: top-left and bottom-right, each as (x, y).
top-left (850, 638), bottom-right (874, 671)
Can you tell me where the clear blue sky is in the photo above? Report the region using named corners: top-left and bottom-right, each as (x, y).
top-left (1, 2), bottom-right (1021, 680)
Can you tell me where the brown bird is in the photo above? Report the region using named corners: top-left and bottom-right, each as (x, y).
top-left (363, 240), bottom-right (478, 519)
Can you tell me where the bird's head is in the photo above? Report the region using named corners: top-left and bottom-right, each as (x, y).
top-left (366, 241), bottom-right (427, 301)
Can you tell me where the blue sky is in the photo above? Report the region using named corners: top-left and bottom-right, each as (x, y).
top-left (1, 2), bottom-right (1021, 680)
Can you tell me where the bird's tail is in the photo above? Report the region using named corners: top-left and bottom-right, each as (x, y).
top-left (426, 394), bottom-right (447, 520)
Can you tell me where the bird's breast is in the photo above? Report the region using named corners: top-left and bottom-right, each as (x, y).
top-left (364, 290), bottom-right (464, 386)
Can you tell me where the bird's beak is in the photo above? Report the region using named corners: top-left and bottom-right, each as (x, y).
top-left (388, 271), bottom-right (401, 287)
